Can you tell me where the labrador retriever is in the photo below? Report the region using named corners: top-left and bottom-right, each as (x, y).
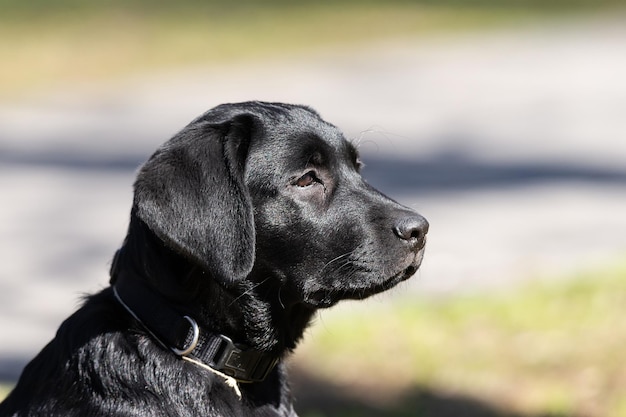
top-left (0, 102), bottom-right (428, 416)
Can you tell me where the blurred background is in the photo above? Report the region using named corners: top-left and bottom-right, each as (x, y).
top-left (1, 1), bottom-right (625, 416)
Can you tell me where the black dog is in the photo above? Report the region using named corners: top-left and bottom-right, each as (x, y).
top-left (0, 102), bottom-right (428, 416)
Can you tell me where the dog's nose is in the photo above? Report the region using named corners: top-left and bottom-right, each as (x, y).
top-left (393, 215), bottom-right (429, 249)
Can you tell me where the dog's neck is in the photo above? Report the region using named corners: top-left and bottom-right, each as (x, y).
top-left (110, 217), bottom-right (316, 358)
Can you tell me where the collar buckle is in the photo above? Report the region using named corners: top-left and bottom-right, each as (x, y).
top-left (210, 335), bottom-right (278, 383)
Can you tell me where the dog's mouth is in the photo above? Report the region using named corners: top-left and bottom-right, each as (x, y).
top-left (305, 250), bottom-right (424, 308)
top-left (345, 260), bottom-right (420, 299)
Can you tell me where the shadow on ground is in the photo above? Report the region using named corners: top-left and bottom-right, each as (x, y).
top-left (361, 150), bottom-right (626, 196)
top-left (0, 357), bottom-right (28, 386)
top-left (291, 370), bottom-right (580, 417)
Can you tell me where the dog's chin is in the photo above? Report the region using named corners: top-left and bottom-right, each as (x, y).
top-left (304, 252), bottom-right (424, 309)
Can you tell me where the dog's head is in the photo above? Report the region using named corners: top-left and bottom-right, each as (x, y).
top-left (124, 102), bottom-right (427, 309)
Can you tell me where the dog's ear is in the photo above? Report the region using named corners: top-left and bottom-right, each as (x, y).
top-left (133, 113), bottom-right (259, 286)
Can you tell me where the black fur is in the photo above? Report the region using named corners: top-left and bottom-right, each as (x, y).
top-left (0, 102), bottom-right (428, 416)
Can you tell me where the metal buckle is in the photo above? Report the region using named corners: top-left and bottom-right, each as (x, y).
top-left (211, 335), bottom-right (277, 382)
top-left (171, 316), bottom-right (200, 356)
top-left (211, 334), bottom-right (241, 369)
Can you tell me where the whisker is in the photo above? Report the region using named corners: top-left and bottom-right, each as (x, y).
top-left (320, 251), bottom-right (353, 274)
top-left (228, 278), bottom-right (270, 306)
top-left (277, 286), bottom-right (286, 309)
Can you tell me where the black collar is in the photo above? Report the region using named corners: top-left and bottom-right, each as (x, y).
top-left (112, 274), bottom-right (278, 383)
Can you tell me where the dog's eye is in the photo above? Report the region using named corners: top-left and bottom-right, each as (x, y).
top-left (295, 171), bottom-right (319, 187)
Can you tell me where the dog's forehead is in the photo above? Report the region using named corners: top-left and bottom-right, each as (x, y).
top-left (266, 108), bottom-right (350, 154)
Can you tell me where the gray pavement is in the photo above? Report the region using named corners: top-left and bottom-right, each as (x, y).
top-left (1, 18), bottom-right (626, 380)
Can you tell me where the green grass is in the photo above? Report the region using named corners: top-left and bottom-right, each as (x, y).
top-left (0, 385), bottom-right (9, 400)
top-left (294, 262), bottom-right (626, 417)
top-left (1, 1), bottom-right (624, 97)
